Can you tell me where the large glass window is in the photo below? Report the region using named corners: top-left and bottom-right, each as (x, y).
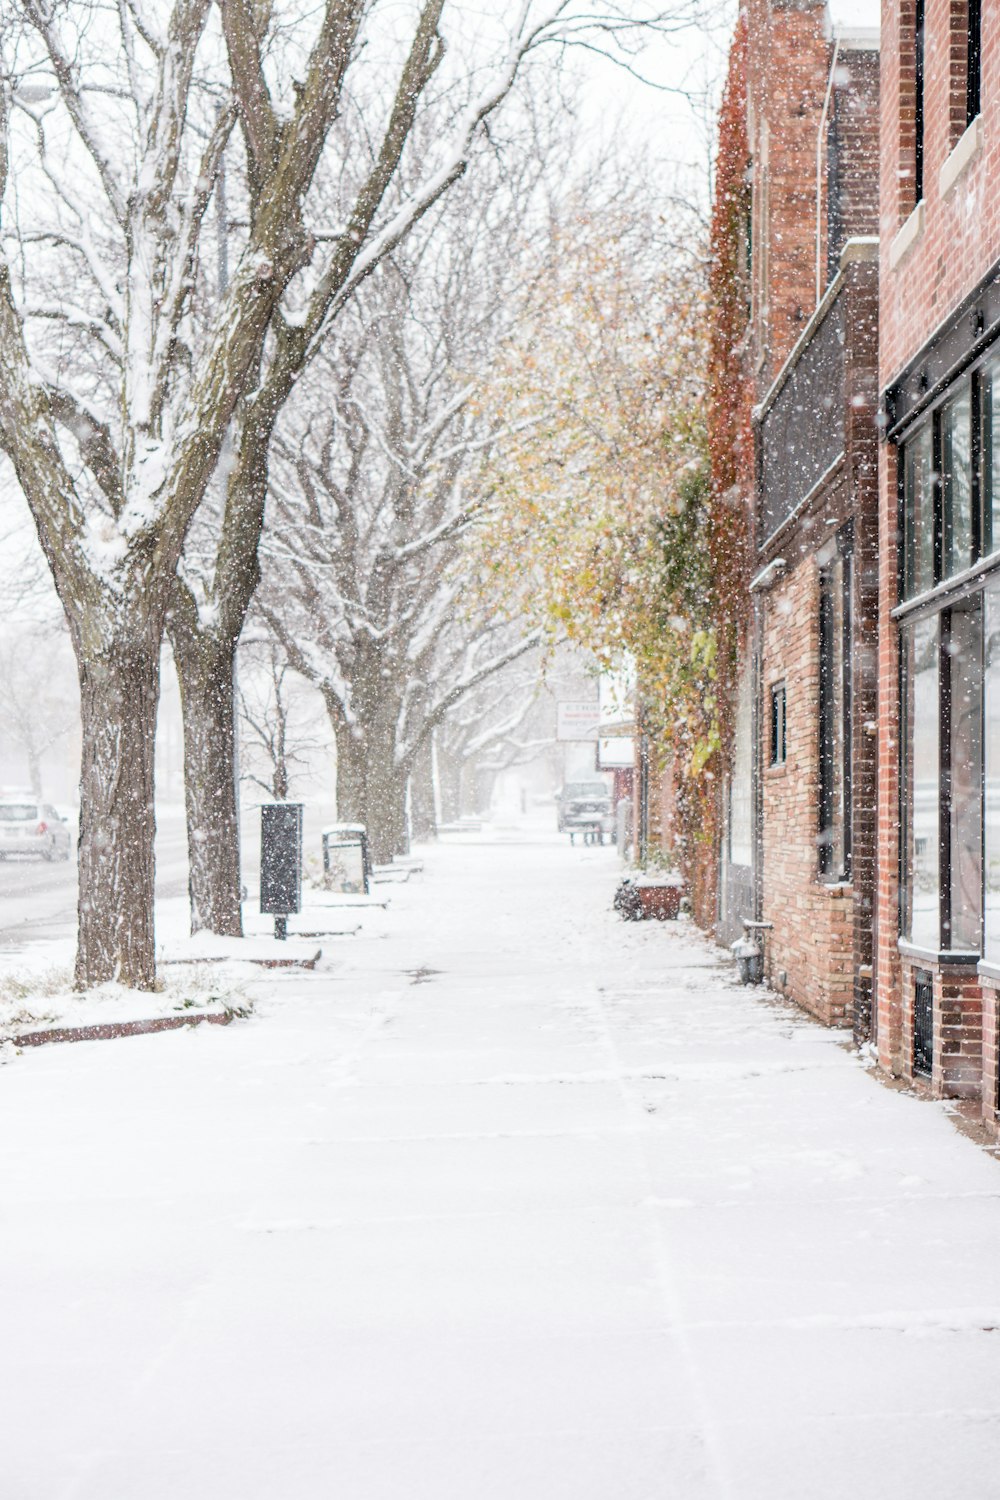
top-left (819, 543), bottom-right (852, 880)
top-left (903, 424), bottom-right (934, 600)
top-left (984, 581), bottom-right (1000, 959)
top-left (901, 602), bottom-right (984, 954)
top-left (901, 616), bottom-right (940, 948)
top-left (942, 382), bottom-right (974, 578)
top-left (981, 358), bottom-right (1000, 559)
top-left (945, 597), bottom-right (982, 950)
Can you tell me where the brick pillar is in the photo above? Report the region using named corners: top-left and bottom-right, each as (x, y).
top-left (875, 439), bottom-right (903, 1074)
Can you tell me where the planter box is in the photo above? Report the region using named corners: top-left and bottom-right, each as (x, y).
top-left (637, 883), bottom-right (682, 921)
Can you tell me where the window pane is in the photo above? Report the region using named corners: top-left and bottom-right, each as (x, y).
top-left (903, 424), bottom-right (934, 599)
top-left (942, 383), bottom-right (973, 578)
top-left (770, 684), bottom-right (785, 765)
top-left (982, 358), bottom-right (1000, 559)
top-left (819, 551), bottom-right (851, 878)
top-left (984, 581), bottom-right (1000, 959)
top-left (729, 668), bottom-right (753, 866)
top-left (946, 598), bottom-right (982, 951)
top-left (902, 615), bottom-right (939, 947)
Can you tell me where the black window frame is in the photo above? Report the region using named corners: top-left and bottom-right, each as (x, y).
top-left (899, 369), bottom-right (983, 603)
top-left (898, 589), bottom-right (985, 959)
top-left (818, 531), bottom-right (853, 882)
top-left (769, 682), bottom-right (786, 768)
top-left (913, 969), bottom-right (934, 1077)
top-left (892, 343), bottom-right (1000, 962)
top-left (914, 0), bottom-right (926, 204)
top-left (968, 0), bottom-right (983, 127)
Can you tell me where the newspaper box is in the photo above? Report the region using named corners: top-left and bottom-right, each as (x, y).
top-left (322, 823), bottom-right (370, 895)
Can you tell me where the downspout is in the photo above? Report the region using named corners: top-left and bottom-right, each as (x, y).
top-left (815, 38), bottom-right (841, 307)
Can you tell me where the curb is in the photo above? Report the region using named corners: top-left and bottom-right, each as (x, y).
top-left (11, 1010), bottom-right (236, 1049)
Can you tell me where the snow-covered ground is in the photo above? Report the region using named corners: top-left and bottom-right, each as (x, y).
top-left (2, 828), bottom-right (1000, 1497)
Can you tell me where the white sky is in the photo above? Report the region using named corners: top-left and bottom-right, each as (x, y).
top-left (569, 2), bottom-right (738, 209)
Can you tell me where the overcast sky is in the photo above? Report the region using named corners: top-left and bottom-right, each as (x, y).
top-left (570, 2), bottom-right (737, 208)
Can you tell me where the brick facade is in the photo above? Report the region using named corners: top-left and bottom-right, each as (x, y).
top-left (760, 555), bottom-right (855, 1024)
top-left (877, 0), bottom-right (1000, 1119)
top-left (745, 4), bottom-right (880, 1032)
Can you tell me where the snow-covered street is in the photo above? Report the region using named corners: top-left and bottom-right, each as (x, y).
top-left (3, 829), bottom-right (1000, 1498)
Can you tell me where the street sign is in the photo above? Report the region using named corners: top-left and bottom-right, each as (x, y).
top-left (557, 701), bottom-right (600, 742)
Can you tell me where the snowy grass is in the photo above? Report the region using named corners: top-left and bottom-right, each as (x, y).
top-left (0, 963), bottom-right (253, 1040)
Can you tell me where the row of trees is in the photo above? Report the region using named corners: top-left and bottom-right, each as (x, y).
top-left (0, 0), bottom-right (701, 989)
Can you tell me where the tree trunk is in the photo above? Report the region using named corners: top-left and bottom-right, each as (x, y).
top-left (25, 742), bottom-right (42, 802)
top-left (436, 744), bottom-right (463, 824)
top-left (75, 626), bottom-right (161, 990)
top-left (334, 726), bottom-right (408, 864)
top-left (409, 735), bottom-right (437, 843)
top-left (169, 616), bottom-right (243, 937)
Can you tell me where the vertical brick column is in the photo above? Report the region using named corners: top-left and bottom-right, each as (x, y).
top-left (875, 439), bottom-right (903, 1074)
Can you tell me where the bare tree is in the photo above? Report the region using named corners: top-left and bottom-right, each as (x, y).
top-left (0, 1), bottom-right (696, 982)
top-left (433, 655), bottom-right (591, 821)
top-left (254, 161), bottom-right (553, 861)
top-left (237, 641), bottom-right (325, 804)
top-left (0, 629), bottom-right (78, 799)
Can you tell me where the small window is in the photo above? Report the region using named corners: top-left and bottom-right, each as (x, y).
top-left (902, 423), bottom-right (934, 600)
top-left (980, 357), bottom-right (1000, 559)
top-left (913, 0), bottom-right (926, 203)
top-left (913, 969), bottom-right (934, 1077)
top-left (819, 542), bottom-right (852, 880)
top-left (769, 683), bottom-right (786, 767)
top-left (942, 380), bottom-right (974, 579)
top-left (968, 0), bottom-right (982, 126)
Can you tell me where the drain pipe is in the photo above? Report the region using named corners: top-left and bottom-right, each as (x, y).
top-left (815, 37), bottom-right (841, 306)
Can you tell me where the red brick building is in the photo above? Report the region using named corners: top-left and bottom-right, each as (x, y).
top-left (876, 0), bottom-right (1000, 1115)
top-left (709, 0), bottom-right (880, 1025)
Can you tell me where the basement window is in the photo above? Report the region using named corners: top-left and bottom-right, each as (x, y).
top-left (913, 969), bottom-right (934, 1077)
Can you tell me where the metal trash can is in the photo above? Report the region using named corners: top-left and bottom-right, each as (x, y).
top-left (321, 823), bottom-right (370, 895)
top-left (260, 802), bottom-right (303, 939)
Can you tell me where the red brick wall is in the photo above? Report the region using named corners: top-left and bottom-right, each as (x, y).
top-left (746, 0), bottom-right (832, 380)
top-left (760, 557), bottom-right (853, 1026)
top-left (881, 0), bottom-right (1000, 381)
top-left (982, 981), bottom-right (999, 1119)
top-left (875, 439), bottom-right (903, 1073)
top-left (897, 955), bottom-right (983, 1098)
top-left (830, 49), bottom-right (881, 263)
top-left (877, 0), bottom-right (1000, 1102)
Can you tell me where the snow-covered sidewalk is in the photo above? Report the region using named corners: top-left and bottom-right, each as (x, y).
top-left (2, 832), bottom-right (1000, 1498)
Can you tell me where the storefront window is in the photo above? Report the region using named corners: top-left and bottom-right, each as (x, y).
top-left (945, 598), bottom-right (982, 950)
top-left (942, 381), bottom-right (974, 579)
top-left (981, 358), bottom-right (1000, 560)
top-left (903, 424), bottom-right (934, 600)
top-left (984, 581), bottom-right (1000, 960)
top-left (901, 616), bottom-right (940, 948)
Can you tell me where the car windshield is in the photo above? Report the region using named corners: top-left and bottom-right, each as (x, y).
top-left (0, 804), bottom-right (37, 821)
top-left (565, 783), bottom-right (607, 799)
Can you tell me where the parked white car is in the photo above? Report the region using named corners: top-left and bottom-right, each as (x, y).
top-left (0, 800), bottom-right (73, 861)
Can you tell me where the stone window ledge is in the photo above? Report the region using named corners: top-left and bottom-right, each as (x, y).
top-left (939, 115), bottom-right (983, 198)
top-left (889, 201), bottom-right (924, 271)
top-left (898, 938), bottom-right (979, 967)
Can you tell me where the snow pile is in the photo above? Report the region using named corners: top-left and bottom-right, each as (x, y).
top-left (0, 963), bottom-right (251, 1043)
